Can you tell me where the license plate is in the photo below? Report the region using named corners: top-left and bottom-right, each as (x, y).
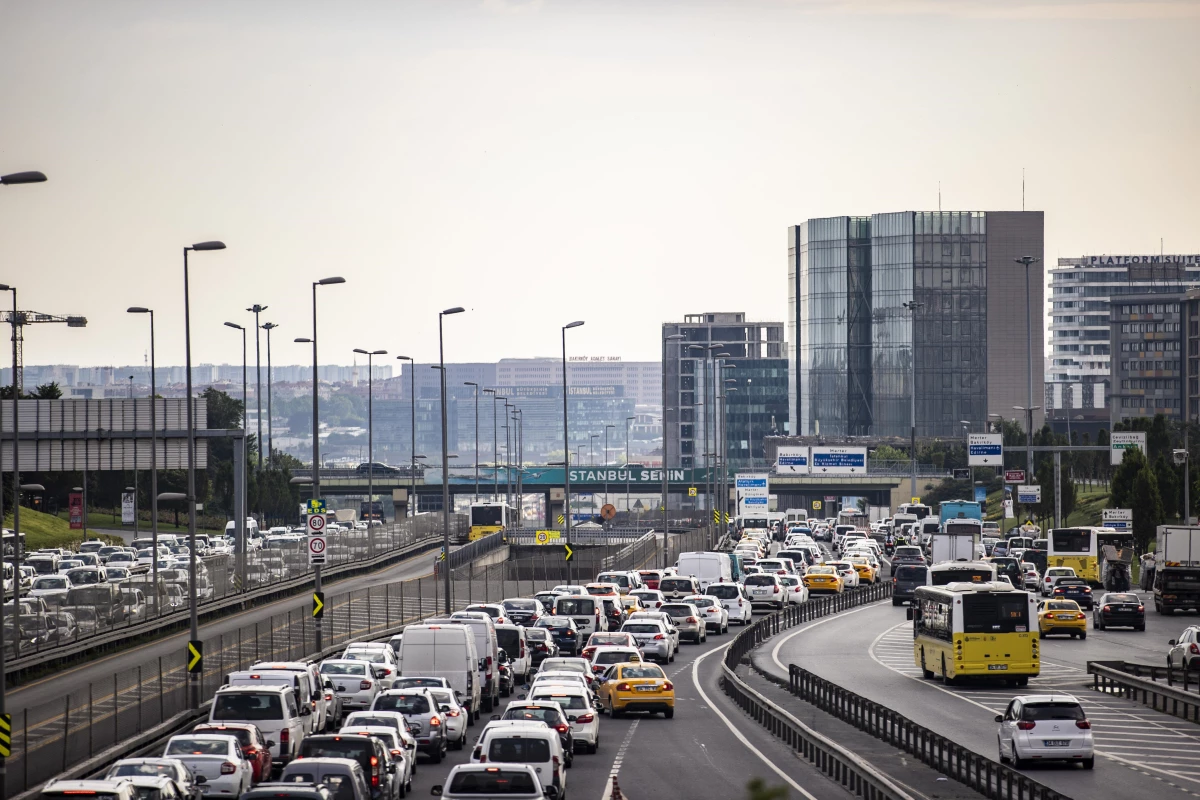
top-left (1043, 740), bottom-right (1070, 747)
top-left (636, 685), bottom-right (656, 692)
top-left (754, 589), bottom-right (769, 595)
top-left (1056, 615), bottom-right (1073, 620)
top-left (987, 664), bottom-right (1008, 671)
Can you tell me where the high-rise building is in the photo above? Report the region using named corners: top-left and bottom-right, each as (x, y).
top-left (1048, 254), bottom-right (1200, 431)
top-left (1109, 293), bottom-right (1184, 424)
top-left (788, 211), bottom-right (1044, 439)
top-left (662, 313), bottom-right (788, 470)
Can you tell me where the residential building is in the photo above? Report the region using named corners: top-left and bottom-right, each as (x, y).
top-left (1109, 294), bottom-right (1184, 424)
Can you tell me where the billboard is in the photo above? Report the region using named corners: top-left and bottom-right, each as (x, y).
top-left (968, 434), bottom-right (1003, 466)
top-left (809, 447), bottom-right (867, 475)
top-left (69, 492), bottom-right (84, 530)
top-left (1111, 432), bottom-right (1147, 466)
top-left (121, 492), bottom-right (135, 525)
top-left (775, 446), bottom-right (809, 474)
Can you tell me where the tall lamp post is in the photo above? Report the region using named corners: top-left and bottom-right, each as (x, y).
top-left (262, 322), bottom-right (278, 469)
top-left (561, 321), bottom-right (584, 577)
top-left (1014, 404), bottom-right (1042, 526)
top-left (127, 306), bottom-right (160, 613)
top-left (247, 304), bottom-right (267, 474)
top-left (396, 355), bottom-right (416, 516)
top-left (660, 334), bottom-right (685, 557)
top-left (625, 415), bottom-right (635, 513)
top-left (603, 424), bottom-right (614, 511)
top-left (293, 275), bottom-right (345, 652)
top-left (354, 348), bottom-right (387, 534)
top-left (484, 388), bottom-right (499, 501)
top-left (465, 382), bottom-right (480, 500)
top-left (438, 307), bottom-right (465, 612)
top-left (182, 240), bottom-right (226, 708)
top-left (224, 321), bottom-right (248, 589)
top-left (902, 300), bottom-right (924, 500)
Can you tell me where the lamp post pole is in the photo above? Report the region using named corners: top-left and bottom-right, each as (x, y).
top-left (1016, 256), bottom-right (1041, 485)
top-left (182, 241), bottom-right (226, 708)
top-left (604, 424), bottom-right (614, 512)
top-left (485, 388), bottom-right (499, 501)
top-left (661, 333), bottom-right (685, 562)
top-left (562, 321), bottom-right (584, 578)
top-left (438, 307), bottom-right (465, 612)
top-left (224, 321), bottom-right (248, 588)
top-left (465, 382), bottom-right (480, 501)
top-left (248, 304), bottom-right (267, 475)
top-left (903, 300), bottom-right (924, 499)
top-left (128, 307), bottom-right (160, 612)
top-left (354, 349), bottom-right (387, 535)
top-left (514, 408), bottom-right (524, 524)
top-left (262, 322), bottom-right (277, 469)
top-left (625, 416), bottom-right (635, 514)
top-left (397, 356), bottom-right (416, 517)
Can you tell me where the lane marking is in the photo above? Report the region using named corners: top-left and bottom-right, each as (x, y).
top-left (691, 645), bottom-right (821, 800)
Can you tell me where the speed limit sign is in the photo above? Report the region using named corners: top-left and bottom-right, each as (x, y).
top-left (307, 513), bottom-right (326, 535)
top-left (307, 513), bottom-right (327, 565)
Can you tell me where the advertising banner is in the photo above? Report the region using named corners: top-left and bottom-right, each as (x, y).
top-left (69, 492), bottom-right (84, 530)
top-left (121, 492), bottom-right (135, 525)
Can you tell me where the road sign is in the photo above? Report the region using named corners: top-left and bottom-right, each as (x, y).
top-left (556, 514), bottom-right (564, 525)
top-left (1102, 508), bottom-right (1132, 530)
top-left (1111, 431), bottom-right (1147, 466)
top-left (688, 487), bottom-right (697, 497)
top-left (910, 497), bottom-right (920, 504)
top-left (312, 591), bottom-right (325, 618)
top-left (952, 468), bottom-right (970, 481)
top-left (968, 433), bottom-right (1003, 466)
top-left (812, 500), bottom-right (823, 510)
top-left (775, 446), bottom-right (809, 474)
top-left (1016, 485), bottom-right (1041, 504)
top-left (974, 486), bottom-right (987, 503)
top-left (308, 534), bottom-right (327, 565)
top-left (187, 640), bottom-right (203, 673)
top-left (564, 543), bottom-right (574, 562)
top-left (601, 504), bottom-right (616, 520)
top-left (307, 499), bottom-right (327, 514)
top-left (1004, 470), bottom-right (1026, 484)
top-left (307, 512), bottom-right (326, 535)
top-left (0, 713), bottom-right (11, 757)
top-left (810, 447), bottom-right (867, 475)
top-left (535, 529), bottom-right (551, 545)
top-left (712, 508), bottom-right (720, 524)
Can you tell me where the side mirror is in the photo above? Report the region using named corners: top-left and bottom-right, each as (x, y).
top-left (194, 776), bottom-right (208, 785)
top-left (545, 787), bottom-right (559, 800)
top-left (994, 715), bottom-right (1004, 723)
top-left (440, 704), bottom-right (451, 713)
top-left (1170, 639), bottom-right (1177, 646)
top-left (300, 706), bottom-right (311, 716)
top-left (431, 786), bottom-right (444, 797)
top-left (266, 740), bottom-right (276, 748)
top-left (388, 763), bottom-right (397, 773)
top-left (518, 694), bottom-right (527, 701)
top-left (490, 714), bottom-right (501, 720)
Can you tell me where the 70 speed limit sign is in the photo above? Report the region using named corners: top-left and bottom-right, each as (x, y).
top-left (307, 513), bottom-right (327, 565)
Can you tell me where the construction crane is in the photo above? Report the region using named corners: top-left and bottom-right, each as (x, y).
top-left (0, 310), bottom-right (87, 395)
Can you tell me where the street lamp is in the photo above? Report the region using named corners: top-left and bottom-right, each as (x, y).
top-left (561, 321), bottom-right (585, 563)
top-left (661, 333), bottom-right (685, 549)
top-left (465, 382), bottom-right (480, 501)
top-left (902, 300), bottom-right (924, 499)
top-left (1015, 256), bottom-right (1041, 451)
top-left (247, 304), bottom-right (268, 475)
top-left (625, 415), bottom-right (636, 513)
top-left (128, 306), bottom-right (160, 613)
top-left (438, 306), bottom-right (465, 612)
top-left (603, 424), bottom-right (615, 512)
top-left (262, 322), bottom-right (278, 468)
top-left (354, 348), bottom-right (388, 534)
top-left (396, 355), bottom-right (416, 516)
top-left (224, 321), bottom-right (248, 566)
top-left (295, 274), bottom-right (344, 652)
top-left (484, 388), bottom-right (499, 501)
top-left (182, 240), bottom-right (225, 708)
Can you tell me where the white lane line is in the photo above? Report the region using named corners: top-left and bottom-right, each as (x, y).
top-left (865, 622), bottom-right (1200, 788)
top-left (608, 718), bottom-right (639, 778)
top-left (691, 646), bottom-right (821, 800)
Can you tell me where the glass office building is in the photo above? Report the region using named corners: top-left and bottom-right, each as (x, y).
top-left (789, 211), bottom-right (1042, 439)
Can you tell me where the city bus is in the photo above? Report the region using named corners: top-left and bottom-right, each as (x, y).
top-left (1048, 527), bottom-right (1108, 585)
top-left (897, 502), bottom-right (932, 521)
top-left (909, 582), bottom-right (1039, 686)
top-left (930, 561), bottom-right (997, 586)
top-left (836, 509), bottom-right (870, 531)
top-left (468, 501), bottom-right (515, 542)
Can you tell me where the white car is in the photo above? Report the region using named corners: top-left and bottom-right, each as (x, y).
top-left (777, 575), bottom-right (810, 605)
top-left (320, 659), bottom-right (382, 711)
top-left (704, 582), bottom-right (753, 626)
top-left (426, 686), bottom-right (469, 749)
top-left (342, 642), bottom-right (400, 688)
top-left (338, 724), bottom-right (416, 792)
top-left (629, 589), bottom-right (666, 610)
top-left (683, 594), bottom-right (729, 633)
top-left (826, 561), bottom-right (860, 588)
top-left (996, 694), bottom-right (1094, 769)
top-left (527, 684), bottom-right (600, 754)
top-left (742, 574), bottom-right (786, 611)
top-left (161, 734), bottom-right (254, 796)
top-left (1041, 567), bottom-right (1078, 597)
top-left (30, 575), bottom-right (72, 599)
top-left (434, 764), bottom-right (549, 800)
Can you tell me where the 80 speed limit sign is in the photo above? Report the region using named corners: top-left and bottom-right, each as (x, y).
top-left (307, 513), bottom-right (327, 564)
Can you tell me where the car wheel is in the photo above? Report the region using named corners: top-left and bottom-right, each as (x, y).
top-left (482, 695), bottom-right (493, 712)
top-left (1136, 624), bottom-right (1145, 632)
top-left (664, 707), bottom-right (675, 719)
top-left (588, 739), bottom-right (598, 754)
top-left (1080, 631), bottom-right (1087, 640)
top-left (998, 739), bottom-right (1008, 763)
top-left (610, 699), bottom-right (623, 718)
top-left (430, 745), bottom-right (443, 765)
top-left (1094, 618), bottom-right (1103, 630)
top-left (892, 598), bottom-right (901, 606)
top-left (1082, 757), bottom-right (1095, 770)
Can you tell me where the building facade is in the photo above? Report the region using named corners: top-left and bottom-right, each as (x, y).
top-left (788, 210), bottom-right (1044, 439)
top-left (1048, 254), bottom-right (1200, 430)
top-left (662, 313), bottom-right (788, 470)
top-left (1108, 293), bottom-right (1184, 424)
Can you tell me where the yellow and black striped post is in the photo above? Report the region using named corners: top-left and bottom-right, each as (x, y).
top-left (0, 712), bottom-right (11, 757)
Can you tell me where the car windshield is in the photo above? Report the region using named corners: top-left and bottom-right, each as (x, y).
top-left (195, 726), bottom-right (252, 746)
top-left (895, 547), bottom-right (922, 557)
top-left (503, 706), bottom-right (560, 723)
top-left (743, 575), bottom-right (775, 586)
top-left (532, 693), bottom-right (587, 709)
top-left (555, 599), bottom-right (594, 616)
top-left (620, 666), bottom-right (664, 679)
top-left (1022, 702), bottom-right (1085, 721)
top-left (34, 578), bottom-right (67, 589)
top-left (374, 694), bottom-right (430, 714)
top-left (622, 624), bottom-right (661, 634)
top-left (301, 739), bottom-right (371, 760)
top-left (705, 584), bottom-right (739, 599)
top-left (344, 650), bottom-right (387, 663)
top-left (394, 677), bottom-right (444, 688)
top-left (488, 736), bottom-right (551, 762)
top-left (894, 566), bottom-right (927, 579)
top-left (503, 600), bottom-right (537, 611)
top-left (165, 738), bottom-right (228, 756)
top-left (448, 769), bottom-right (539, 794)
top-left (1106, 594), bottom-right (1140, 603)
top-left (594, 650), bottom-right (634, 665)
top-left (321, 663), bottom-right (366, 676)
top-left (109, 763), bottom-right (178, 778)
top-left (658, 579), bottom-right (694, 592)
top-left (466, 606), bottom-right (501, 618)
top-left (808, 567), bottom-right (834, 575)
top-left (1046, 602), bottom-right (1079, 611)
top-left (661, 605), bottom-right (691, 615)
top-left (212, 693), bottom-right (282, 721)
top-left (496, 629), bottom-right (520, 654)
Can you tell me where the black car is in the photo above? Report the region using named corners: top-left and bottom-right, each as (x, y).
top-left (988, 557), bottom-right (1023, 589)
top-left (535, 617), bottom-right (580, 656)
top-left (524, 628), bottom-right (559, 667)
top-left (356, 462), bottom-right (399, 475)
top-left (1093, 592), bottom-right (1145, 630)
top-left (891, 564), bottom-right (930, 606)
top-left (1052, 578), bottom-right (1095, 609)
top-left (890, 546), bottom-right (926, 575)
top-left (501, 598), bottom-right (546, 627)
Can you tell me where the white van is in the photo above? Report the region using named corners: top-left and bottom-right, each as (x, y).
top-left (396, 623), bottom-right (481, 723)
top-left (225, 669), bottom-right (319, 732)
top-left (675, 552), bottom-right (732, 591)
top-left (784, 508), bottom-right (808, 526)
top-left (471, 723), bottom-right (567, 798)
top-left (224, 518), bottom-right (261, 541)
top-left (552, 595), bottom-right (607, 639)
top-left (430, 615), bottom-right (500, 713)
top-left (209, 683), bottom-right (309, 768)
top-left (494, 623), bottom-right (530, 684)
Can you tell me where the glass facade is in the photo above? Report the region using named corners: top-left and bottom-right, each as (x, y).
top-left (799, 218), bottom-right (850, 436)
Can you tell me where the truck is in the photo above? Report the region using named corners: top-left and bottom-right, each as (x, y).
top-left (1154, 526), bottom-right (1200, 614)
top-left (939, 500), bottom-right (983, 524)
top-left (929, 519), bottom-right (983, 564)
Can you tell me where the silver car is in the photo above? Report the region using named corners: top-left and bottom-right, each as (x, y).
top-left (619, 619), bottom-right (675, 663)
top-left (659, 602), bottom-right (706, 644)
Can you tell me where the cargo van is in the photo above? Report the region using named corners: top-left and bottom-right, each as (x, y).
top-left (676, 552), bottom-right (732, 591)
top-left (396, 623), bottom-right (481, 723)
top-left (552, 594), bottom-right (607, 638)
top-left (225, 669), bottom-right (317, 733)
top-left (429, 615), bottom-right (500, 713)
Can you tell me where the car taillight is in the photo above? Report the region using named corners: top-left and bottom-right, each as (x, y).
top-left (430, 716), bottom-right (441, 726)
top-left (371, 775), bottom-right (379, 787)
top-left (486, 656), bottom-right (493, 666)
top-left (1083, 588), bottom-right (1091, 593)
top-left (654, 633), bottom-right (665, 640)
top-left (1016, 721), bottom-right (1035, 730)
top-left (325, 693), bottom-right (332, 700)
top-left (221, 762), bottom-right (236, 774)
top-left (520, 644), bottom-right (526, 657)
top-left (391, 749), bottom-right (402, 756)
top-left (616, 682), bottom-right (631, 691)
top-left (243, 748), bottom-right (256, 756)
top-left (576, 713), bottom-right (594, 723)
top-left (1076, 613), bottom-right (1085, 620)
top-left (447, 709), bottom-right (460, 717)
top-left (662, 682), bottom-right (673, 691)
top-left (773, 586), bottom-right (780, 594)
top-left (1054, 588), bottom-right (1064, 594)
top-left (686, 616), bottom-right (698, 623)
top-left (280, 729), bottom-right (289, 744)
top-left (1103, 605), bottom-right (1111, 612)
top-left (1191, 644), bottom-right (1200, 655)
top-left (1138, 605), bottom-right (1145, 612)
top-left (361, 680), bottom-right (372, 690)
top-left (1076, 720), bottom-right (1091, 729)
top-left (556, 724), bottom-right (570, 733)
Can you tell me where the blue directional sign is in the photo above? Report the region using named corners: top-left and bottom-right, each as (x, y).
top-left (968, 434), bottom-right (1003, 466)
top-left (810, 447), bottom-right (867, 475)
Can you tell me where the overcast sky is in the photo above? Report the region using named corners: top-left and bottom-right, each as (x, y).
top-left (2, 0), bottom-right (1198, 370)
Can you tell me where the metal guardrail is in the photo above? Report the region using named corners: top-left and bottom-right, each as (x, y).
top-left (1087, 661), bottom-right (1200, 722)
top-left (719, 583), bottom-right (916, 800)
top-left (785, 663), bottom-right (1071, 800)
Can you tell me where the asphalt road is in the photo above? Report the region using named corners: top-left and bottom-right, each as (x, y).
top-left (753, 586), bottom-right (1200, 800)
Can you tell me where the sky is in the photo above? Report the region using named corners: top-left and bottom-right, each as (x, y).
top-left (2, 0), bottom-right (1198, 371)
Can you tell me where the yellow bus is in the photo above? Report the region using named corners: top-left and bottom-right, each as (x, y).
top-left (1048, 527), bottom-right (1129, 585)
top-left (469, 501), bottom-right (515, 542)
top-left (909, 582), bottom-right (1039, 687)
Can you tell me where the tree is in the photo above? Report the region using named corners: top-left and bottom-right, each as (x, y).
top-left (32, 381), bottom-right (62, 399)
top-left (1148, 414), bottom-right (1171, 461)
top-left (1153, 456), bottom-right (1182, 521)
top-left (746, 779), bottom-right (788, 800)
top-left (1035, 460), bottom-right (1076, 522)
top-left (1110, 447), bottom-right (1147, 509)
top-left (1130, 465), bottom-right (1164, 552)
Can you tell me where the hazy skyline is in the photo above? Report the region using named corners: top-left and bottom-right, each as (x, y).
top-left (2, 0), bottom-right (1197, 369)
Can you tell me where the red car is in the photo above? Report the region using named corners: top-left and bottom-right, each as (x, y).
top-left (638, 570), bottom-right (663, 591)
top-left (192, 722), bottom-right (273, 784)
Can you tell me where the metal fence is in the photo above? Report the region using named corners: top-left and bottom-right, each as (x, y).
top-left (10, 526), bottom-right (703, 794)
top-left (5, 514), bottom-right (465, 664)
top-left (1087, 661), bottom-right (1200, 722)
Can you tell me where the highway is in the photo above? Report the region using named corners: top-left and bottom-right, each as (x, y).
top-left (751, 585), bottom-right (1200, 800)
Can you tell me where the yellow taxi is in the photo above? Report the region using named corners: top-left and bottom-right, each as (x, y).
top-left (585, 582), bottom-right (623, 597)
top-left (619, 595), bottom-right (644, 616)
top-left (596, 662), bottom-right (675, 718)
top-left (803, 565), bottom-right (844, 594)
top-left (1038, 599), bottom-right (1088, 639)
top-left (847, 556), bottom-right (878, 585)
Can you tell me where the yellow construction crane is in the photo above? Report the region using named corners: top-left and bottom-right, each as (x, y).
top-left (0, 310), bottom-right (87, 395)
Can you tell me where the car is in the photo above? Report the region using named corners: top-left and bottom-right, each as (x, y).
top-left (240, 784), bottom-right (337, 800)
top-left (659, 602), bottom-right (706, 643)
top-left (1020, 563), bottom-right (1041, 591)
top-left (742, 574), bottom-right (786, 611)
top-left (996, 695), bottom-right (1094, 769)
top-left (104, 758), bottom-right (203, 800)
top-left (208, 684), bottom-right (309, 771)
top-left (425, 686), bottom-right (469, 750)
top-left (500, 598), bottom-right (547, 627)
top-left (30, 575), bottom-right (73, 599)
top-left (580, 632), bottom-right (638, 662)
top-left (534, 617), bottom-right (582, 657)
top-left (341, 643), bottom-right (400, 689)
top-left (1168, 626), bottom-right (1200, 671)
top-left (825, 561), bottom-right (860, 589)
top-left (497, 700), bottom-right (575, 762)
top-left (1093, 592), bottom-right (1145, 631)
top-left (469, 722), bottom-right (568, 798)
top-left (296, 734), bottom-right (392, 795)
top-left (618, 618), bottom-right (674, 663)
top-left (525, 684), bottom-right (599, 754)
top-left (119, 775), bottom-right (192, 800)
top-left (371, 688), bottom-right (448, 762)
top-left (161, 734), bottom-right (254, 796)
top-left (596, 661), bottom-right (675, 718)
top-left (192, 722), bottom-right (274, 785)
top-left (338, 726), bottom-right (416, 796)
top-left (846, 556), bottom-right (879, 585)
top-left (529, 672), bottom-right (595, 700)
top-left (462, 603), bottom-right (510, 625)
top-left (803, 565), bottom-right (843, 594)
top-left (587, 645), bottom-right (643, 676)
top-left (636, 570), bottom-right (664, 590)
top-left (320, 659), bottom-right (383, 711)
top-left (1041, 567), bottom-right (1078, 597)
top-left (776, 576), bottom-right (810, 606)
top-left (703, 582), bottom-right (753, 625)
top-left (38, 781), bottom-right (140, 800)
top-left (1038, 599), bottom-right (1088, 638)
top-left (683, 594), bottom-right (730, 632)
top-left (278, 758), bottom-right (374, 800)
top-left (494, 624), bottom-right (531, 684)
top-left (657, 575), bottom-right (702, 601)
top-left (1050, 578), bottom-right (1094, 609)
top-left (431, 764), bottom-right (556, 800)
top-left (339, 711), bottom-right (421, 767)
top-left (524, 627), bottom-right (558, 667)
top-left (533, 590), bottom-right (565, 611)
